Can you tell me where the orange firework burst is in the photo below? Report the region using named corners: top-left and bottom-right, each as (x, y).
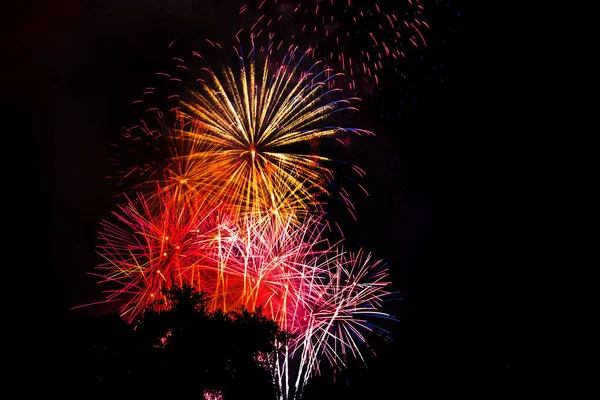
top-left (170, 39), bottom-right (372, 222)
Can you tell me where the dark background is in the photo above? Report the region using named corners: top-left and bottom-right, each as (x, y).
top-left (4, 0), bottom-right (518, 395)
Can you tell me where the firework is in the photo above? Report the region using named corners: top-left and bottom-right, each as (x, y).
top-left (86, 34), bottom-right (393, 400)
top-left (239, 0), bottom-right (430, 93)
top-left (220, 217), bottom-right (394, 397)
top-left (174, 40), bottom-right (371, 222)
top-left (194, 213), bottom-right (394, 398)
top-left (94, 185), bottom-right (227, 321)
top-left (94, 198), bottom-right (392, 398)
top-left (113, 39), bottom-right (371, 225)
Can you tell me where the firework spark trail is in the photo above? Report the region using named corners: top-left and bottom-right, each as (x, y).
top-left (239, 0), bottom-right (430, 93)
top-left (288, 249), bottom-right (394, 395)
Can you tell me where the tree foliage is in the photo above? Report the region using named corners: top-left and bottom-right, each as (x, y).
top-left (62, 285), bottom-right (291, 398)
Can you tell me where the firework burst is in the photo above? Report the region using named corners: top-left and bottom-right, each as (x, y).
top-left (112, 39), bottom-right (371, 224)
top-left (85, 34), bottom-right (395, 400)
top-left (173, 40), bottom-right (371, 222)
top-left (94, 185), bottom-right (226, 321)
top-left (95, 200), bottom-right (392, 398)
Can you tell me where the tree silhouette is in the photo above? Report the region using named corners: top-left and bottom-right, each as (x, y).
top-left (61, 285), bottom-right (291, 398)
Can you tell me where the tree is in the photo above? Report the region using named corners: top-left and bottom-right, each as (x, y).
top-left (61, 285), bottom-right (291, 398)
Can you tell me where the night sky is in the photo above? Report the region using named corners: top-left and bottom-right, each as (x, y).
top-left (6, 0), bottom-right (518, 394)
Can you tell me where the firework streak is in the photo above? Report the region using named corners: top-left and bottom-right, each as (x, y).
top-left (239, 0), bottom-right (429, 93)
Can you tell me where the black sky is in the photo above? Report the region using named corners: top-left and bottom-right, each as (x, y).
top-left (5, 0), bottom-right (519, 394)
